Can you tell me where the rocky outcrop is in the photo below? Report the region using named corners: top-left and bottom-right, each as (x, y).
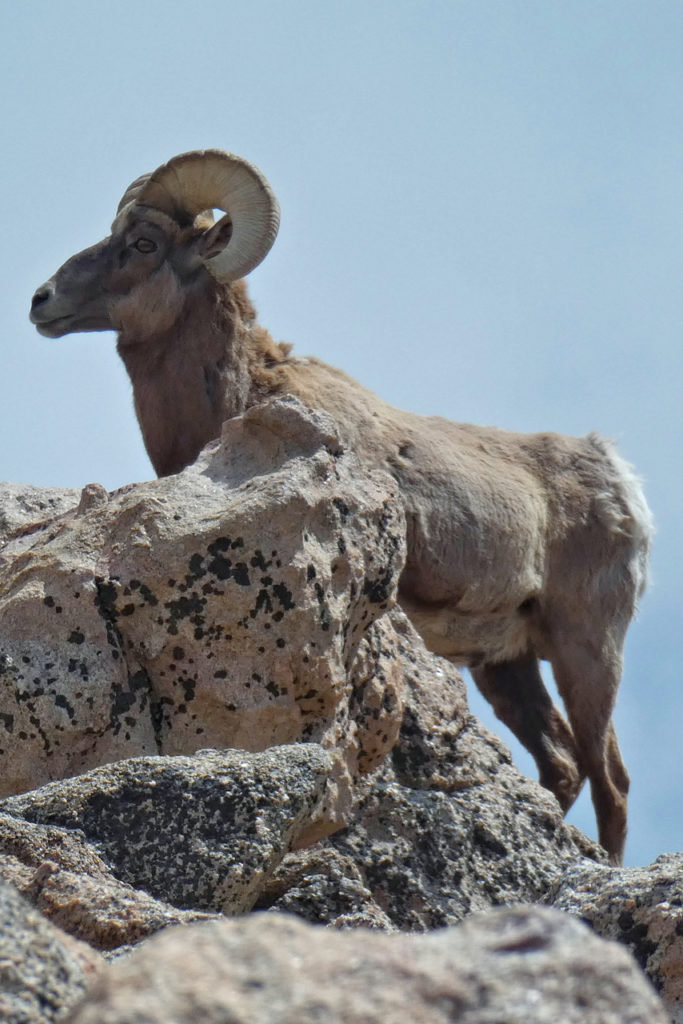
top-left (0, 811), bottom-right (211, 952)
top-left (62, 908), bottom-right (668, 1024)
top-left (0, 744), bottom-right (331, 915)
top-left (0, 398), bottom-right (674, 1022)
top-left (549, 853), bottom-right (683, 1022)
top-left (261, 642), bottom-right (600, 931)
top-left (0, 399), bottom-right (406, 837)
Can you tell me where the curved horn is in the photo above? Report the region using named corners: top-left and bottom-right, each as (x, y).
top-left (124, 149), bottom-right (280, 281)
top-left (116, 173), bottom-right (152, 215)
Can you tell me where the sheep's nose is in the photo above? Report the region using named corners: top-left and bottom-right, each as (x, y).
top-left (31, 285), bottom-right (52, 311)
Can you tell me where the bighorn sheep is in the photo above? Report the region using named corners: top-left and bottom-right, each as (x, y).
top-left (29, 149), bottom-right (651, 863)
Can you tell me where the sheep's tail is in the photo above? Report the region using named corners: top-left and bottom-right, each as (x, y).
top-left (587, 432), bottom-right (653, 599)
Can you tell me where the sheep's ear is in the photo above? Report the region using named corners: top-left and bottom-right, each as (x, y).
top-left (197, 215), bottom-right (233, 261)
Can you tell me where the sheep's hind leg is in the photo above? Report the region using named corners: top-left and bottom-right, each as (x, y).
top-left (549, 638), bottom-right (629, 865)
top-left (471, 654), bottom-right (583, 812)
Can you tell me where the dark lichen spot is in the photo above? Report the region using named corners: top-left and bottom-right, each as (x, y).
top-left (273, 583), bottom-right (295, 610)
top-left (139, 584), bottom-right (158, 607)
top-left (68, 630), bottom-right (85, 645)
top-left (251, 550), bottom-right (272, 571)
top-left (94, 578), bottom-right (119, 617)
top-left (617, 910), bottom-right (658, 970)
top-left (206, 541), bottom-right (251, 586)
top-left (55, 694), bottom-right (76, 721)
top-left (333, 498), bottom-right (350, 521)
top-left (188, 554), bottom-right (205, 578)
top-left (181, 678), bottom-right (196, 703)
top-left (363, 572), bottom-right (393, 604)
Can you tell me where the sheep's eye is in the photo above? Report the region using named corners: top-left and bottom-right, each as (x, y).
top-left (134, 238), bottom-right (157, 254)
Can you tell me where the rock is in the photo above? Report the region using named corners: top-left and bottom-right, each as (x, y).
top-left (549, 852), bottom-right (683, 1023)
top-left (0, 482), bottom-right (80, 546)
top-left (261, 620), bottom-right (603, 930)
top-left (0, 876), bottom-right (101, 1023)
top-left (0, 398), bottom-right (406, 835)
top-left (62, 906), bottom-right (669, 1023)
top-left (0, 812), bottom-right (211, 951)
top-left (0, 744), bottom-right (332, 914)
top-left (264, 757), bottom-right (599, 930)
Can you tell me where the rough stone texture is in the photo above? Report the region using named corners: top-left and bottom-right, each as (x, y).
top-left (261, 627), bottom-right (604, 930)
top-left (63, 907), bottom-right (668, 1023)
top-left (0, 482), bottom-right (80, 545)
top-left (0, 876), bottom-right (101, 1023)
top-left (549, 852), bottom-right (683, 1023)
top-left (0, 398), bottom-right (406, 835)
top-left (0, 812), bottom-right (211, 951)
top-left (0, 744), bottom-right (331, 915)
top-left (264, 760), bottom-right (599, 930)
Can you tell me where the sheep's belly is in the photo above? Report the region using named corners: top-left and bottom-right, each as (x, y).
top-left (400, 597), bottom-right (531, 668)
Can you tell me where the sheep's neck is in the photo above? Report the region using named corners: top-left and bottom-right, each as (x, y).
top-left (117, 287), bottom-right (253, 477)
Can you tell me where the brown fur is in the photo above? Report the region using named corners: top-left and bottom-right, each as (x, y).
top-left (30, 195), bottom-right (652, 863)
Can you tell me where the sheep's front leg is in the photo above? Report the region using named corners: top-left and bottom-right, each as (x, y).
top-left (471, 654), bottom-right (584, 812)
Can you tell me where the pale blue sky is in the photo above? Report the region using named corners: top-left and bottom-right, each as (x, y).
top-left (1, 1), bottom-right (681, 864)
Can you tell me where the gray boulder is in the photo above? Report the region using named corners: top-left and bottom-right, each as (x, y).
top-left (0, 811), bottom-right (212, 951)
top-left (0, 744), bottom-right (331, 915)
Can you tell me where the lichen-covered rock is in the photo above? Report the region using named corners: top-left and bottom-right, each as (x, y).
top-left (549, 853), bottom-right (683, 1023)
top-left (0, 744), bottom-right (331, 915)
top-left (62, 907), bottom-right (669, 1023)
top-left (0, 398), bottom-right (406, 834)
top-left (266, 760), bottom-right (599, 930)
top-left (262, 629), bottom-right (603, 931)
top-left (0, 812), bottom-right (212, 951)
top-left (0, 876), bottom-right (101, 1023)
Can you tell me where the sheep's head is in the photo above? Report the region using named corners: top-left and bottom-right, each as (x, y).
top-left (30, 150), bottom-right (280, 341)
